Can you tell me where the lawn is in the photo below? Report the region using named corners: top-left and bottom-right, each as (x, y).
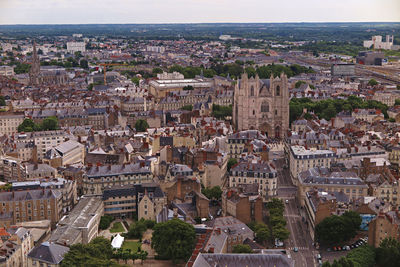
top-left (110, 222), bottom-right (125, 233)
top-left (121, 240), bottom-right (141, 252)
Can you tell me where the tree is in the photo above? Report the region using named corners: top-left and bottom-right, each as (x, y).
top-left (135, 119), bottom-right (149, 132)
top-left (183, 85), bottom-right (194, 90)
top-left (18, 118), bottom-right (36, 132)
top-left (272, 225), bottom-right (290, 240)
top-left (315, 212), bottom-right (361, 246)
top-left (41, 116), bottom-right (58, 131)
top-left (295, 80), bottom-right (306, 88)
top-left (202, 186), bottom-right (222, 201)
top-left (131, 76), bottom-right (140, 86)
top-left (180, 105), bottom-right (193, 111)
top-left (376, 238), bottom-right (400, 267)
top-left (152, 67), bottom-right (163, 74)
top-left (152, 218), bottom-right (196, 262)
top-left (232, 244), bottom-right (253, 253)
top-left (368, 79), bottom-right (378, 86)
top-left (397, 85), bottom-right (400, 90)
top-left (227, 158), bottom-right (238, 171)
top-left (395, 99), bottom-right (400, 106)
top-left (80, 59), bottom-right (89, 69)
top-left (61, 237), bottom-right (114, 267)
top-left (99, 215), bottom-right (114, 230)
top-left (0, 96), bottom-right (6, 106)
top-left (255, 226), bottom-right (270, 244)
top-left (126, 219), bottom-right (147, 239)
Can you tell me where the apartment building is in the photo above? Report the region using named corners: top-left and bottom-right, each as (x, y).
top-left (222, 184), bottom-right (263, 224)
top-left (229, 159), bottom-right (278, 201)
top-left (30, 131), bottom-right (69, 161)
top-left (84, 163), bottom-right (153, 195)
top-left (0, 113), bottom-right (25, 136)
top-left (0, 227), bottom-right (33, 267)
top-left (227, 130), bottom-right (267, 159)
top-left (28, 241), bottom-right (69, 267)
top-left (0, 189), bottom-right (62, 228)
top-left (0, 66), bottom-right (14, 76)
top-left (368, 211), bottom-right (400, 247)
top-left (297, 167), bottom-right (368, 204)
top-left (289, 145), bottom-right (336, 185)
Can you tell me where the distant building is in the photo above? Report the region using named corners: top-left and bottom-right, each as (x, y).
top-left (0, 227), bottom-right (33, 267)
top-left (192, 253), bottom-right (294, 267)
top-left (331, 64), bottom-right (355, 76)
top-left (146, 46), bottom-right (165, 53)
top-left (363, 35), bottom-right (399, 50)
top-left (357, 51), bottom-right (385, 66)
top-left (0, 66), bottom-right (14, 76)
top-left (66, 42), bottom-right (86, 54)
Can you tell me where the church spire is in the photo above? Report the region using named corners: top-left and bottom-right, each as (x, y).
top-left (29, 40), bottom-right (40, 86)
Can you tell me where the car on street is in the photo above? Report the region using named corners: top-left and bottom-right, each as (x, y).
top-left (293, 247), bottom-right (298, 252)
top-left (285, 199), bottom-right (289, 204)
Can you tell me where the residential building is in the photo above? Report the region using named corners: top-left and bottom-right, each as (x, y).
top-left (0, 227), bottom-right (33, 267)
top-left (298, 167), bottom-right (369, 204)
top-left (368, 211), bottom-right (400, 247)
top-left (229, 159), bottom-right (278, 201)
top-left (0, 113), bottom-right (25, 136)
top-left (289, 145), bottom-right (336, 184)
top-left (25, 163), bottom-right (57, 180)
top-left (222, 184), bottom-right (263, 224)
top-left (192, 253), bottom-right (294, 267)
top-left (227, 130), bottom-right (267, 159)
top-left (66, 42), bottom-right (86, 54)
top-left (0, 66), bottom-right (14, 77)
top-left (0, 189), bottom-right (62, 228)
top-left (84, 163), bottom-right (153, 195)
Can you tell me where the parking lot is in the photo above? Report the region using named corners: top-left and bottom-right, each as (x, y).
top-left (318, 236), bottom-right (368, 264)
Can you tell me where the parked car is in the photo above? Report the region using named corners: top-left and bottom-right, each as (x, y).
top-left (317, 254), bottom-right (322, 260)
top-left (285, 199), bottom-right (289, 204)
top-left (294, 247), bottom-right (299, 252)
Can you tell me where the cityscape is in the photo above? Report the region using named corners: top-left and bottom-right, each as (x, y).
top-left (0, 1), bottom-right (399, 267)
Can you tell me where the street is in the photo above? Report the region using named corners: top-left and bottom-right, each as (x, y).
top-left (272, 151), bottom-right (318, 267)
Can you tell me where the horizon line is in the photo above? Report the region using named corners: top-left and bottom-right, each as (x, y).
top-left (0, 21), bottom-right (399, 26)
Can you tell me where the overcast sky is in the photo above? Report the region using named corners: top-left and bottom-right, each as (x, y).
top-left (0, 0), bottom-right (399, 24)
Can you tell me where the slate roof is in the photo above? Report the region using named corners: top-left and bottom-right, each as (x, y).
top-left (193, 253), bottom-right (294, 267)
top-left (28, 242), bottom-right (69, 265)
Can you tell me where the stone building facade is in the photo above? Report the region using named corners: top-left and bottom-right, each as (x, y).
top-left (233, 73), bottom-right (289, 138)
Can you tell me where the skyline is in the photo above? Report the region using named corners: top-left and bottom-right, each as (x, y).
top-left (0, 0), bottom-right (399, 25)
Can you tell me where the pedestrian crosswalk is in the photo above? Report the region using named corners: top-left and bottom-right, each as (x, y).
top-left (287, 247), bottom-right (308, 250)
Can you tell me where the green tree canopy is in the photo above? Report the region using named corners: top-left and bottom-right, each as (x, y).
top-left (151, 218), bottom-right (196, 262)
top-left (61, 237), bottom-right (115, 267)
top-left (227, 158), bottom-right (238, 171)
top-left (376, 238), bottom-right (400, 267)
top-left (134, 119), bottom-right (149, 132)
top-left (41, 116), bottom-right (58, 131)
top-left (368, 79), bottom-right (378, 86)
top-left (201, 186), bottom-right (222, 200)
top-left (295, 80), bottom-right (307, 88)
top-left (232, 244), bottom-right (253, 253)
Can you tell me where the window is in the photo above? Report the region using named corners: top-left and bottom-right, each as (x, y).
top-left (261, 102), bottom-right (269, 113)
top-left (250, 85), bottom-right (254, 96)
top-left (276, 85), bottom-right (280, 96)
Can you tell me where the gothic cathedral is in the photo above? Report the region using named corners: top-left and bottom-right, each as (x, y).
top-left (233, 73), bottom-right (289, 138)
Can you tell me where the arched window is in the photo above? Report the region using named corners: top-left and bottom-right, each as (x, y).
top-left (261, 102), bottom-right (269, 113)
top-left (276, 85), bottom-right (280, 96)
top-left (250, 85), bottom-right (254, 96)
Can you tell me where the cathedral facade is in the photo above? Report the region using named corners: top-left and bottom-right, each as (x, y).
top-left (233, 73), bottom-right (289, 138)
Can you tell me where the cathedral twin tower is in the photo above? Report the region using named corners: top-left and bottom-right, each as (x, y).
top-left (233, 72), bottom-right (289, 139)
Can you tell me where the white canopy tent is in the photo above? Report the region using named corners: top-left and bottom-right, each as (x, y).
top-left (111, 233), bottom-right (125, 249)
